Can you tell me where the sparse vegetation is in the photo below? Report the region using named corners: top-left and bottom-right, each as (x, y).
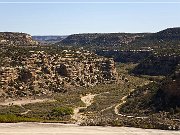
top-left (0, 114), bottom-right (41, 123)
top-left (0, 28), bottom-right (180, 130)
top-left (50, 107), bottom-right (73, 116)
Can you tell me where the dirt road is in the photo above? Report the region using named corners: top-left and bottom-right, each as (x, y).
top-left (0, 98), bottom-right (56, 106)
top-left (72, 94), bottom-right (96, 124)
top-left (0, 123), bottom-right (179, 135)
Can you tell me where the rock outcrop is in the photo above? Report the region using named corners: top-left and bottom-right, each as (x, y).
top-left (0, 32), bottom-right (38, 46)
top-left (0, 49), bottom-right (118, 98)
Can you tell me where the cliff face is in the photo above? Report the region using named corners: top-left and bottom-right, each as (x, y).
top-left (0, 49), bottom-right (118, 98)
top-left (0, 32), bottom-right (38, 46)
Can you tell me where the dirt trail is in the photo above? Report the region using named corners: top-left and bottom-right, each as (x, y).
top-left (20, 109), bottom-right (31, 115)
top-left (114, 82), bottom-right (150, 119)
top-left (114, 96), bottom-right (127, 117)
top-left (72, 94), bottom-right (97, 124)
top-left (0, 98), bottom-right (56, 106)
top-left (100, 105), bottom-right (114, 113)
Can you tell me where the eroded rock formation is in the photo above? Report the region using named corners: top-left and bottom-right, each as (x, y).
top-left (0, 49), bottom-right (118, 98)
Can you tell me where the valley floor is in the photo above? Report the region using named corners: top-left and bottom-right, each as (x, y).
top-left (0, 123), bottom-right (179, 135)
top-left (0, 63), bottom-right (178, 130)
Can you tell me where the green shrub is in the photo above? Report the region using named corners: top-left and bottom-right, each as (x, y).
top-left (0, 114), bottom-right (40, 123)
top-left (50, 107), bottom-right (73, 116)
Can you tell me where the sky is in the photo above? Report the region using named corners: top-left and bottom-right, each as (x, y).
top-left (0, 0), bottom-right (180, 35)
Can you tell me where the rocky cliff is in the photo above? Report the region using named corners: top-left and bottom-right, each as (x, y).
top-left (0, 32), bottom-right (38, 46)
top-left (0, 48), bottom-right (118, 99)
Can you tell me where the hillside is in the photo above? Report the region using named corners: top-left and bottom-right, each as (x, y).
top-left (118, 67), bottom-right (180, 130)
top-left (0, 32), bottom-right (38, 46)
top-left (151, 27), bottom-right (180, 40)
top-left (59, 33), bottom-right (147, 47)
top-left (0, 46), bottom-right (118, 99)
top-left (58, 28), bottom-right (180, 49)
top-left (156, 65), bottom-right (180, 109)
top-left (131, 54), bottom-right (180, 76)
top-left (57, 28), bottom-right (180, 65)
top-left (130, 28), bottom-right (180, 49)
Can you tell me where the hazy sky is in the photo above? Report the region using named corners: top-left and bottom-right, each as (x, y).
top-left (0, 0), bottom-right (180, 35)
